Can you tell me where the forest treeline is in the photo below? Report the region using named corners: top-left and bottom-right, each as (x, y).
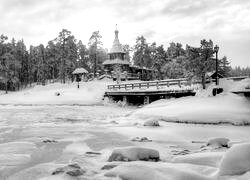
top-left (0, 29), bottom-right (249, 92)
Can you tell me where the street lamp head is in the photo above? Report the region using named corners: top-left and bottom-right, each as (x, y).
top-left (214, 45), bottom-right (219, 53)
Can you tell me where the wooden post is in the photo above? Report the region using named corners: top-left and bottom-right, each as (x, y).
top-left (167, 82), bottom-right (169, 87)
top-left (147, 82), bottom-right (149, 89)
top-left (132, 84), bottom-right (134, 90)
top-left (178, 80), bottom-right (181, 87)
top-left (156, 82), bottom-right (159, 89)
top-left (123, 96), bottom-right (127, 104)
top-left (144, 96), bottom-right (150, 105)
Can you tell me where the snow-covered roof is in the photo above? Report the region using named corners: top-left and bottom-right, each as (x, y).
top-left (206, 71), bottom-right (224, 78)
top-left (109, 29), bottom-right (125, 54)
top-left (103, 59), bottom-right (130, 65)
top-left (129, 65), bottom-right (155, 71)
top-left (72, 68), bottom-right (88, 74)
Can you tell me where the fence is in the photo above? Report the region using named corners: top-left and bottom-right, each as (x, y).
top-left (107, 78), bottom-right (192, 90)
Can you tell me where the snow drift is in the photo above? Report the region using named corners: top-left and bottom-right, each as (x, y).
top-left (132, 93), bottom-right (250, 125)
top-left (219, 143), bottom-right (250, 176)
top-left (0, 80), bottom-right (111, 105)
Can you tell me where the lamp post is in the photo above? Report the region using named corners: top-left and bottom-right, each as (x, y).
top-left (76, 59), bottom-right (80, 89)
top-left (214, 45), bottom-right (219, 86)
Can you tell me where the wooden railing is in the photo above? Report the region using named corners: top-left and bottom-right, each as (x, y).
top-left (107, 78), bottom-right (192, 90)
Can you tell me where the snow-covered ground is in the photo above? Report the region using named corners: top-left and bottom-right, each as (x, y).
top-left (131, 78), bottom-right (250, 125)
top-left (0, 78), bottom-right (250, 180)
top-left (0, 80), bottom-right (112, 105)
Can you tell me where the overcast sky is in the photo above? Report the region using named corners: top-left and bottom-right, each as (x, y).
top-left (1, 0), bottom-right (250, 67)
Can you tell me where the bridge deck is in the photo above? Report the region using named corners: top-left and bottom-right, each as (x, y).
top-left (105, 79), bottom-right (198, 105)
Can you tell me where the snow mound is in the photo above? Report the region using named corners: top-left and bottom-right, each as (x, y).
top-left (105, 161), bottom-right (213, 180)
top-left (0, 81), bottom-right (111, 105)
top-left (219, 143), bottom-right (250, 176)
top-left (196, 78), bottom-right (250, 97)
top-left (143, 119), bottom-right (160, 127)
top-left (105, 163), bottom-right (157, 180)
top-left (108, 147), bottom-right (160, 162)
top-left (173, 152), bottom-right (224, 167)
top-left (207, 138), bottom-right (230, 148)
top-left (132, 93), bottom-right (250, 125)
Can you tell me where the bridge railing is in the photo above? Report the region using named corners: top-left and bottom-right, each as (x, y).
top-left (107, 78), bottom-right (193, 90)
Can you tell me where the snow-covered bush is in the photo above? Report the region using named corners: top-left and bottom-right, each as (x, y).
top-left (108, 147), bottom-right (160, 162)
top-left (219, 143), bottom-right (250, 176)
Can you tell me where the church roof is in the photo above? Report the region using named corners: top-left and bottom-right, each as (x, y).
top-left (109, 28), bottom-right (125, 54)
top-left (103, 58), bottom-right (130, 65)
top-left (72, 68), bottom-right (88, 74)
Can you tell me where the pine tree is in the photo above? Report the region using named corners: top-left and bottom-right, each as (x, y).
top-left (186, 39), bottom-right (215, 89)
top-left (133, 36), bottom-right (152, 68)
top-left (54, 29), bottom-right (78, 83)
top-left (0, 35), bottom-right (21, 93)
top-left (151, 44), bottom-right (168, 79)
top-left (88, 31), bottom-right (103, 77)
top-left (219, 56), bottom-right (231, 77)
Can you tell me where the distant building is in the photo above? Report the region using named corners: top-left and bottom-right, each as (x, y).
top-left (206, 71), bottom-right (224, 82)
top-left (103, 27), bottom-right (155, 81)
top-left (206, 71), bottom-right (224, 81)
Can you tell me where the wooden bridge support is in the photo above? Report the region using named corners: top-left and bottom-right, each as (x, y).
top-left (144, 96), bottom-right (150, 105)
top-left (123, 95), bottom-right (127, 104)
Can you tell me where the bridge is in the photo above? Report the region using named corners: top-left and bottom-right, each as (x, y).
top-left (104, 78), bottom-right (198, 105)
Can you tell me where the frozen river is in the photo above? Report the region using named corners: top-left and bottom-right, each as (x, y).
top-left (0, 105), bottom-right (250, 180)
top-left (0, 105), bottom-right (135, 179)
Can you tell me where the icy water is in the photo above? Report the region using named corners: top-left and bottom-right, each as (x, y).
top-left (0, 105), bottom-right (134, 179)
top-left (0, 105), bottom-right (250, 180)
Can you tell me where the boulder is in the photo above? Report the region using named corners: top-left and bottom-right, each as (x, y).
top-left (52, 163), bottom-right (85, 177)
top-left (66, 169), bottom-right (85, 176)
top-left (108, 147), bottom-right (160, 162)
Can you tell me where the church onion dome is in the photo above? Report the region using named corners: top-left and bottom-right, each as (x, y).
top-left (109, 29), bottom-right (125, 54)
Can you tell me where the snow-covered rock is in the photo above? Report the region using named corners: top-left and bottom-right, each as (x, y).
top-left (207, 138), bottom-right (230, 148)
top-left (52, 163), bottom-right (85, 176)
top-left (108, 147), bottom-right (160, 162)
top-left (219, 143), bottom-right (250, 176)
top-left (131, 137), bottom-right (152, 142)
top-left (143, 120), bottom-right (160, 127)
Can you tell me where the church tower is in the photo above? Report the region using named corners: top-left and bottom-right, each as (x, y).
top-left (103, 25), bottom-right (130, 74)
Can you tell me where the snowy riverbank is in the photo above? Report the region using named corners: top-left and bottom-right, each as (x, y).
top-left (0, 80), bottom-right (112, 105)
